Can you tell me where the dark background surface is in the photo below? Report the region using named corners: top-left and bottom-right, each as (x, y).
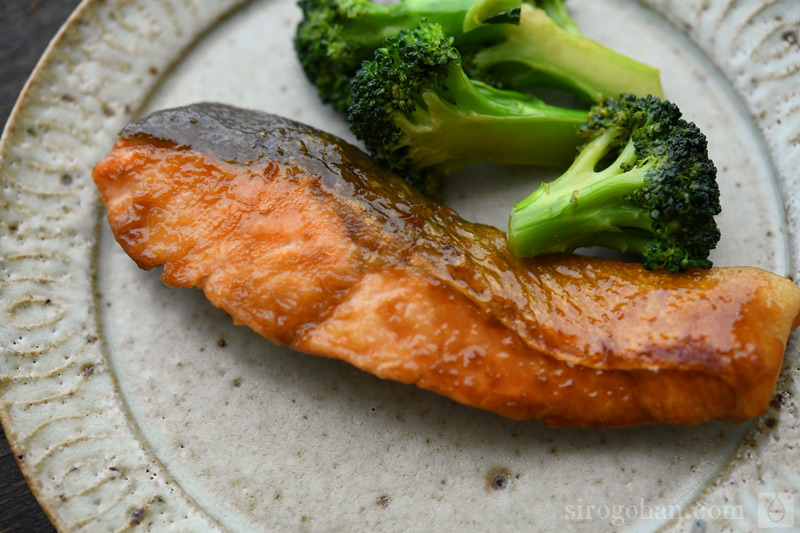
top-left (1, 2), bottom-right (82, 531)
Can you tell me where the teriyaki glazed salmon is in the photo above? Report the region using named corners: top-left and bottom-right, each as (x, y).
top-left (93, 103), bottom-right (800, 428)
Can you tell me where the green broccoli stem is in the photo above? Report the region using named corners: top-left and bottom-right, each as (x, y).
top-left (507, 129), bottom-right (656, 257)
top-left (582, 229), bottom-right (655, 254)
top-left (339, 0), bottom-right (507, 57)
top-left (395, 66), bottom-right (589, 172)
top-left (534, 0), bottom-right (580, 35)
top-left (297, 0), bottom-right (515, 112)
top-left (471, 4), bottom-right (663, 101)
top-left (465, 0), bottom-right (580, 35)
top-left (464, 0), bottom-right (523, 32)
top-left (343, 0), bottom-right (459, 37)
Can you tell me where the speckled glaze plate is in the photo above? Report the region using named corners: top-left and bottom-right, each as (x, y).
top-left (2, 0), bottom-right (800, 531)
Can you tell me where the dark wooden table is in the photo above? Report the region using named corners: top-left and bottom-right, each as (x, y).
top-left (1, 2), bottom-right (82, 531)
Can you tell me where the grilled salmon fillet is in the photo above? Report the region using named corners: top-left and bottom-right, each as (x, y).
top-left (93, 103), bottom-right (800, 427)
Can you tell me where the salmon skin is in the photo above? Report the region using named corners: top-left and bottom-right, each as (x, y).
top-left (94, 103), bottom-right (800, 428)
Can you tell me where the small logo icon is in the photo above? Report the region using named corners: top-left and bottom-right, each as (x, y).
top-left (758, 492), bottom-right (795, 528)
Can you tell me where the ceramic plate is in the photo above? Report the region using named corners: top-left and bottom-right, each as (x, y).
top-left (2, 0), bottom-right (800, 530)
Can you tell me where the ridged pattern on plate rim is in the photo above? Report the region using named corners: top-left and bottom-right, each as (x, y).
top-left (0, 0), bottom-right (245, 530)
top-left (0, 0), bottom-right (798, 531)
top-left (637, 1), bottom-right (800, 531)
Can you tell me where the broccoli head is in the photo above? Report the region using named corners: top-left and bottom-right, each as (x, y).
top-left (295, 0), bottom-right (503, 112)
top-left (507, 95), bottom-right (721, 272)
top-left (296, 0), bottom-right (662, 111)
top-left (347, 21), bottom-right (588, 197)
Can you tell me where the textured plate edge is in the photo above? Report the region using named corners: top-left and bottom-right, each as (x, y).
top-left (0, 0), bottom-right (248, 530)
top-left (0, 5), bottom-right (92, 533)
top-left (636, 1), bottom-right (800, 531)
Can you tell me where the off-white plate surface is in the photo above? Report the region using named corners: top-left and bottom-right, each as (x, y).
top-left (2, 0), bottom-right (800, 531)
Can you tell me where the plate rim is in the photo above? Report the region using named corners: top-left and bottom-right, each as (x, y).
top-left (1, 0), bottom-right (799, 530)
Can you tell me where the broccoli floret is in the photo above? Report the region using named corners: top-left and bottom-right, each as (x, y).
top-left (295, 0), bottom-right (661, 111)
top-left (295, 0), bottom-right (501, 113)
top-left (347, 22), bottom-right (588, 197)
top-left (507, 95), bottom-right (721, 272)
